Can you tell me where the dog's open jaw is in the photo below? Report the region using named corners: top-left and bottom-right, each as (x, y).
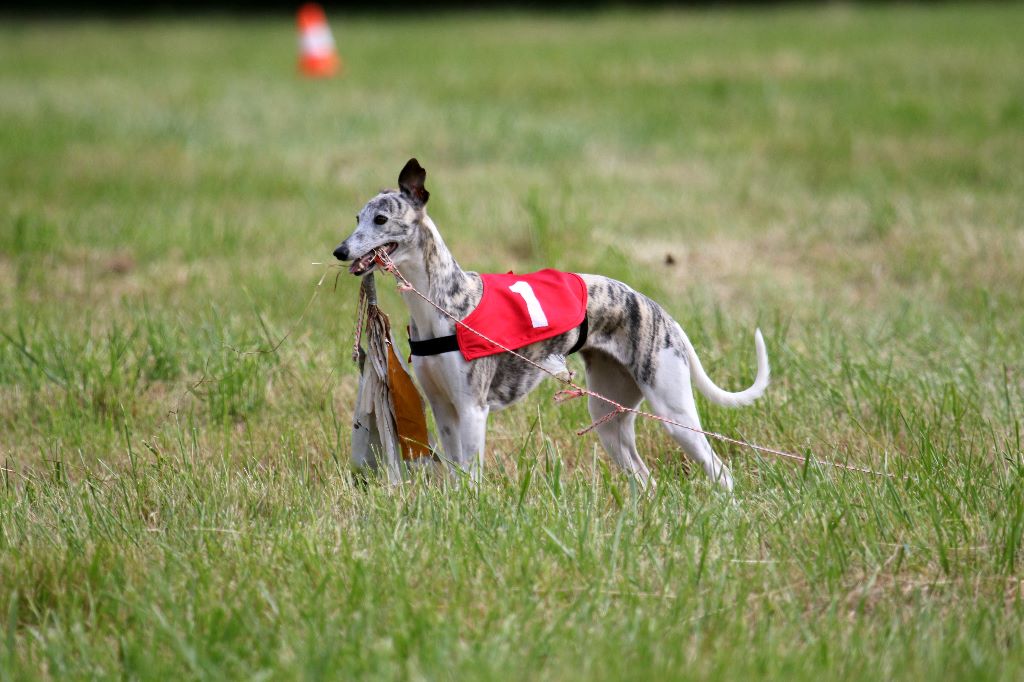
top-left (349, 242), bottom-right (398, 276)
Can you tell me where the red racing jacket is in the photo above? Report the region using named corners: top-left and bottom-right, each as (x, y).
top-left (409, 269), bottom-right (588, 361)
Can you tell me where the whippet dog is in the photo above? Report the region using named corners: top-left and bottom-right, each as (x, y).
top-left (333, 159), bottom-right (769, 491)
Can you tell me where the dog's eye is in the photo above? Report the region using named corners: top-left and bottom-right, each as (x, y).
top-left (373, 215), bottom-right (388, 226)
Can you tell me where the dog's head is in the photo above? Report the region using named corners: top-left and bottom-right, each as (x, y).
top-left (333, 158), bottom-right (430, 276)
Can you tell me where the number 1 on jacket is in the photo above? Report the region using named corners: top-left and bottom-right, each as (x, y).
top-left (508, 281), bottom-right (549, 328)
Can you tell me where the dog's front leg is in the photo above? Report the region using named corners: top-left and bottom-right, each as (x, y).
top-left (429, 401), bottom-right (488, 484)
top-left (414, 356), bottom-right (490, 483)
top-left (412, 374), bottom-right (458, 465)
top-left (454, 404), bottom-right (489, 484)
top-left (428, 396), bottom-right (462, 471)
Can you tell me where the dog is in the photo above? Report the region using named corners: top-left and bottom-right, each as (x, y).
top-left (333, 159), bottom-right (769, 491)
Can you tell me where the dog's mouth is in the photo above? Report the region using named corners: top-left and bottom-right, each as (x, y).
top-left (349, 242), bottom-right (398, 276)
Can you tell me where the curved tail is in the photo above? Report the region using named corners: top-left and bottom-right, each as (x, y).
top-left (678, 327), bottom-right (770, 408)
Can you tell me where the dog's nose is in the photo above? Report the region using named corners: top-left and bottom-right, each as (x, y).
top-left (333, 244), bottom-right (349, 261)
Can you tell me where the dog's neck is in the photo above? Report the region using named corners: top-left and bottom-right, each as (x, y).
top-left (396, 215), bottom-right (480, 340)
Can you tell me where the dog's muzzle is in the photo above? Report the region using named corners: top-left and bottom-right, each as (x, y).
top-left (333, 244), bottom-right (349, 261)
top-left (347, 242), bottom-right (398, 276)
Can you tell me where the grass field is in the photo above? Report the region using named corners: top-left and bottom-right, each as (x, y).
top-left (2, 3), bottom-right (1024, 679)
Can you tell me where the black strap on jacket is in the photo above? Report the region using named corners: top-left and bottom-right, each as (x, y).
top-left (566, 314), bottom-right (589, 356)
top-left (407, 333), bottom-right (460, 356)
top-left (410, 314), bottom-right (589, 358)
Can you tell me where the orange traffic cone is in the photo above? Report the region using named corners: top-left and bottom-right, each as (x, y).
top-left (297, 3), bottom-right (341, 78)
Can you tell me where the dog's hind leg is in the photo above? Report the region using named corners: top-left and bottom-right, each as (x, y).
top-left (582, 350), bottom-right (652, 488)
top-left (639, 349), bottom-right (734, 492)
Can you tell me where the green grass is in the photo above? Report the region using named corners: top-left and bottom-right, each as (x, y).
top-left (2, 4), bottom-right (1024, 679)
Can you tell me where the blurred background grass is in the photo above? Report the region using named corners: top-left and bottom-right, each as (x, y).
top-left (2, 5), bottom-right (1021, 448)
top-left (1, 4), bottom-right (1023, 679)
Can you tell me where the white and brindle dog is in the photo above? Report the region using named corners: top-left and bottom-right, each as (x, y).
top-left (334, 159), bottom-right (769, 491)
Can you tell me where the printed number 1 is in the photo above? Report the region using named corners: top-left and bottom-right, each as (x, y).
top-left (508, 281), bottom-right (549, 328)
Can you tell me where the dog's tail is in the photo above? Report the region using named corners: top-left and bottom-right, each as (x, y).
top-left (677, 326), bottom-right (770, 408)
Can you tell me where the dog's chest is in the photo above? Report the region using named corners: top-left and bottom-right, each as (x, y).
top-left (411, 351), bottom-right (549, 412)
top-left (411, 354), bottom-right (463, 403)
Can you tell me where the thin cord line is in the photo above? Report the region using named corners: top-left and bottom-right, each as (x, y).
top-left (373, 249), bottom-right (892, 479)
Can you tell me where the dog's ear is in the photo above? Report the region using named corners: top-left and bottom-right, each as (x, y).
top-left (398, 158), bottom-right (429, 206)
